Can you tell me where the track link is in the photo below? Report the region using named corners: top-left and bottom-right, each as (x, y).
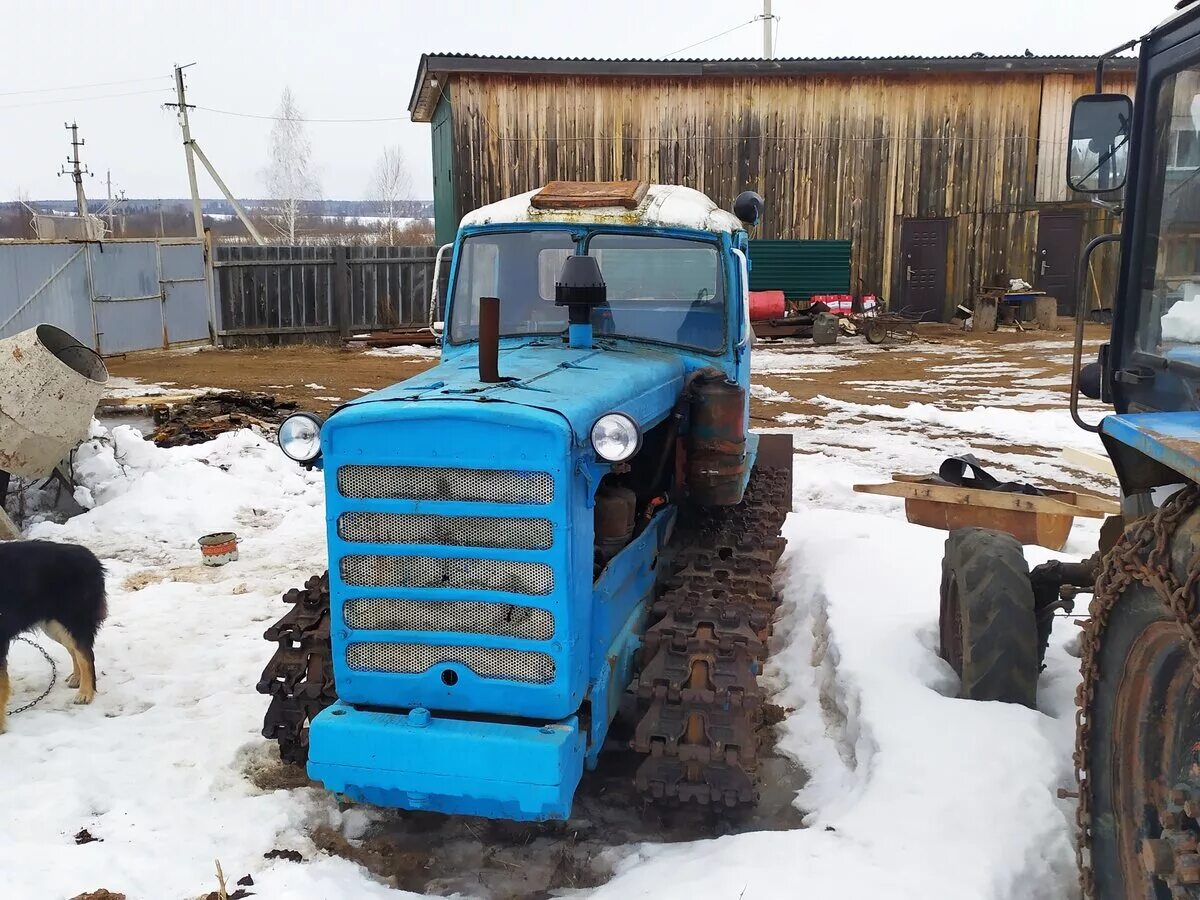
top-left (632, 467), bottom-right (790, 807)
top-left (256, 572), bottom-right (336, 765)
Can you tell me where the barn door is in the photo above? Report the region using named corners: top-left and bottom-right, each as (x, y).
top-left (1035, 213), bottom-right (1084, 316)
top-left (899, 218), bottom-right (950, 319)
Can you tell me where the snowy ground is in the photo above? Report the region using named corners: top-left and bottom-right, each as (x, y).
top-left (2, 332), bottom-right (1111, 899)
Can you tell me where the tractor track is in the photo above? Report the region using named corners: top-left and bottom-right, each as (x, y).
top-left (632, 466), bottom-right (791, 806)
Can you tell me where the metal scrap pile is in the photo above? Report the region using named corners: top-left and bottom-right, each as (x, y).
top-left (150, 391), bottom-right (299, 448)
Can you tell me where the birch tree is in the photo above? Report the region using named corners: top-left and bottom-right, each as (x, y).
top-left (264, 87), bottom-right (320, 243)
top-left (368, 145), bottom-right (413, 243)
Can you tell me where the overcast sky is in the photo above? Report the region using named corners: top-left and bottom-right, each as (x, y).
top-left (0, 0), bottom-right (1170, 203)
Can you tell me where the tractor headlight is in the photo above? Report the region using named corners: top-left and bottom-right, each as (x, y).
top-left (278, 412), bottom-right (323, 463)
top-left (591, 413), bottom-right (641, 462)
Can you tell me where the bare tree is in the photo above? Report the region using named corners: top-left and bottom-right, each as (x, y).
top-left (368, 145), bottom-right (413, 243)
top-left (263, 87), bottom-right (320, 243)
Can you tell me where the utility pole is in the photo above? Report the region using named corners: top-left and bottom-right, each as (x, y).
top-left (106, 169), bottom-right (114, 235)
top-left (166, 63), bottom-right (266, 245)
top-left (170, 64), bottom-right (204, 239)
top-left (761, 0), bottom-right (774, 59)
top-left (59, 122), bottom-right (90, 216)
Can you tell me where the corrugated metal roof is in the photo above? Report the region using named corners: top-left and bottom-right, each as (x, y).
top-left (409, 52), bottom-right (1138, 118)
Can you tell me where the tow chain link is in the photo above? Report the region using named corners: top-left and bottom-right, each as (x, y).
top-left (632, 467), bottom-right (790, 806)
top-left (6, 636), bottom-right (57, 716)
top-left (257, 571), bottom-right (336, 764)
top-left (1074, 485), bottom-right (1200, 897)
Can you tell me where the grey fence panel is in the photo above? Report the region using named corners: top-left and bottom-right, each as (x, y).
top-left (160, 243), bottom-right (210, 344)
top-left (214, 243), bottom-right (438, 344)
top-left (0, 239), bottom-right (211, 353)
top-left (0, 243), bottom-right (92, 341)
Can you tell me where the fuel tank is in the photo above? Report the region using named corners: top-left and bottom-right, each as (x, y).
top-left (686, 371), bottom-right (747, 506)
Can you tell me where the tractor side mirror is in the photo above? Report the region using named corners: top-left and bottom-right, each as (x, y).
top-left (733, 191), bottom-right (764, 227)
top-left (1067, 94), bottom-right (1133, 193)
top-left (429, 242), bottom-right (453, 338)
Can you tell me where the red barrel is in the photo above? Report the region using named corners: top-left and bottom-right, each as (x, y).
top-left (748, 290), bottom-right (786, 322)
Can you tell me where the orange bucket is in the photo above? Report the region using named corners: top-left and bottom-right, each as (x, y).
top-left (198, 531), bottom-right (239, 566)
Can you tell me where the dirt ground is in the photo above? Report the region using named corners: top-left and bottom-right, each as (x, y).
top-left (104, 320), bottom-right (1108, 418)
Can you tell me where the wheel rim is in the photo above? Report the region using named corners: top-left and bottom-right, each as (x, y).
top-left (1109, 620), bottom-right (1200, 898)
top-left (940, 578), bottom-right (964, 676)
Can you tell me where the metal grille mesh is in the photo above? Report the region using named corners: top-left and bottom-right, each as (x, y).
top-left (341, 555), bottom-right (554, 595)
top-left (344, 598), bottom-right (554, 640)
top-left (338, 512), bottom-right (553, 550)
top-left (338, 465), bottom-right (553, 505)
top-left (346, 642), bottom-right (556, 684)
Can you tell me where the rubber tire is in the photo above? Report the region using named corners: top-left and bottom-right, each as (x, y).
top-left (939, 528), bottom-right (1039, 707)
top-left (865, 321), bottom-right (887, 344)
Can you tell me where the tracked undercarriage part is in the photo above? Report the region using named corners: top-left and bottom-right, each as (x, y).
top-left (257, 572), bottom-right (335, 764)
top-left (632, 465), bottom-right (790, 806)
top-left (1075, 486), bottom-right (1200, 899)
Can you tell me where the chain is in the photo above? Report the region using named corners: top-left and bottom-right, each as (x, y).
top-left (7, 635), bottom-right (58, 716)
top-left (1074, 485), bottom-right (1200, 897)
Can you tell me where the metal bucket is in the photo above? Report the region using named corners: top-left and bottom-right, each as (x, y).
top-left (199, 531), bottom-right (239, 566)
top-left (0, 324), bottom-right (108, 478)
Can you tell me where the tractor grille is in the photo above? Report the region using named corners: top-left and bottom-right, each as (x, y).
top-left (344, 598), bottom-right (554, 640)
top-left (338, 512), bottom-right (553, 550)
top-left (341, 554), bottom-right (554, 595)
top-left (346, 641), bottom-right (556, 684)
top-left (338, 465), bottom-right (553, 505)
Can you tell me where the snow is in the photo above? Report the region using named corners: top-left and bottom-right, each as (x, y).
top-left (5, 334), bottom-right (1111, 898)
top-left (363, 345), bottom-right (442, 359)
top-left (459, 184), bottom-right (743, 234)
top-left (1162, 298), bottom-right (1200, 343)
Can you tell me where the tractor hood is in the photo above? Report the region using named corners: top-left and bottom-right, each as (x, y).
top-left (342, 342), bottom-right (689, 439)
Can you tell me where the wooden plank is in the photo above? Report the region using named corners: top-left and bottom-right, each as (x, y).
top-left (531, 179), bottom-right (649, 209)
top-left (854, 476), bottom-right (1112, 517)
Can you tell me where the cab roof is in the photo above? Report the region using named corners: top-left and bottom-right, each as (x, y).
top-left (458, 182), bottom-right (744, 235)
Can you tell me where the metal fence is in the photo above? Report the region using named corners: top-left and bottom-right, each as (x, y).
top-left (213, 244), bottom-right (439, 346)
top-left (0, 239), bottom-right (210, 353)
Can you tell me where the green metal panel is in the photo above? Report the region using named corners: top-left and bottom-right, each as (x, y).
top-left (747, 240), bottom-right (851, 302)
top-left (431, 86), bottom-right (456, 246)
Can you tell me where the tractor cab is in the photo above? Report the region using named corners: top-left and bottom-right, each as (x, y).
top-left (261, 181), bottom-right (792, 823)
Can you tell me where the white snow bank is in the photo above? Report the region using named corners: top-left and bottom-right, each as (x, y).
top-left (0, 424), bottom-right (382, 899)
top-left (1162, 298), bottom-right (1200, 343)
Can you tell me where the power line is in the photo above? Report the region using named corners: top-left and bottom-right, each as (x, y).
top-left (193, 104), bottom-right (410, 124)
top-left (666, 17), bottom-right (758, 57)
top-left (0, 75), bottom-right (170, 98)
top-left (0, 87), bottom-right (171, 111)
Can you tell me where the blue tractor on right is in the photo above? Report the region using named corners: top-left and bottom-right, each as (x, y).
top-left (938, 4), bottom-right (1200, 896)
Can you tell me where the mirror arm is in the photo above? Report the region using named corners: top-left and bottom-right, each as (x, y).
top-left (1071, 233), bottom-right (1123, 433)
top-left (1095, 37), bottom-right (1140, 92)
top-left (428, 242), bottom-right (453, 336)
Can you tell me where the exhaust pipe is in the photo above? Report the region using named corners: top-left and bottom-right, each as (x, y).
top-left (479, 296), bottom-right (500, 383)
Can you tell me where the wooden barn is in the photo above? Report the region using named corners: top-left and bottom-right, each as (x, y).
top-left (408, 54), bottom-right (1136, 320)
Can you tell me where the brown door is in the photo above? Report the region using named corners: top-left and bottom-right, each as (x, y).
top-left (1035, 214), bottom-right (1084, 316)
top-left (899, 219), bottom-right (950, 319)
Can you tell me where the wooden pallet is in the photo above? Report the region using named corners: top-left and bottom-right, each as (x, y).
top-left (531, 180), bottom-right (649, 210)
top-left (853, 473), bottom-right (1119, 551)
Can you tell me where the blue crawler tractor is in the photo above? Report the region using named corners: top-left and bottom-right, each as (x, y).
top-left (935, 4), bottom-right (1200, 896)
top-left (258, 180), bottom-right (794, 822)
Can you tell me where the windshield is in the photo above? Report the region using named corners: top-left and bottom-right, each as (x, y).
top-left (1137, 65), bottom-right (1200, 357)
top-left (448, 230), bottom-right (727, 353)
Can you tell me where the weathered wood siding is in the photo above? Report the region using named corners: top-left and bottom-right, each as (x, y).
top-left (446, 70), bottom-right (1135, 317)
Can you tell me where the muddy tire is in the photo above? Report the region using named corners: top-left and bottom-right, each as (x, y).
top-left (939, 528), bottom-right (1038, 707)
top-left (864, 320), bottom-right (887, 344)
top-left (1083, 505), bottom-right (1200, 899)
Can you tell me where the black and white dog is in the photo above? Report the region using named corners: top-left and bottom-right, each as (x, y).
top-left (0, 540), bottom-right (107, 732)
